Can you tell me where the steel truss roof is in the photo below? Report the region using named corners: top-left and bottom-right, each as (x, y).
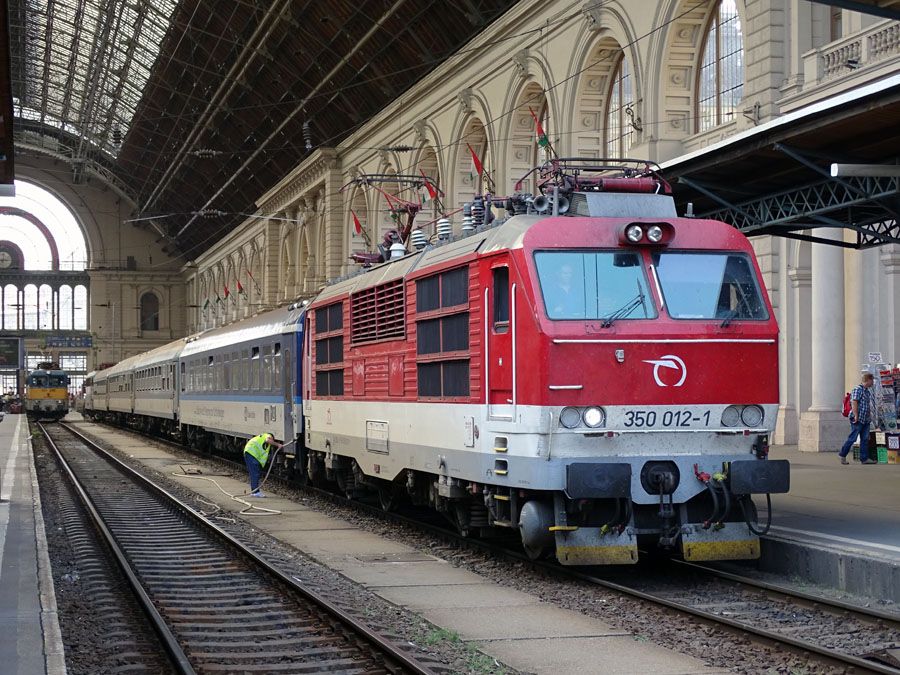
top-left (665, 78), bottom-right (900, 250)
top-left (7, 0), bottom-right (521, 257)
top-left (686, 145), bottom-right (900, 249)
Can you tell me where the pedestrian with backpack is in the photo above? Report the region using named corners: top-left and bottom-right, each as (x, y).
top-left (839, 372), bottom-right (878, 464)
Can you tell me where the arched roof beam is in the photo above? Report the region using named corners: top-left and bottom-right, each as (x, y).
top-left (0, 206), bottom-right (62, 268)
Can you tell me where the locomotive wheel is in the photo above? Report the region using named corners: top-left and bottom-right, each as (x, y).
top-left (452, 503), bottom-right (472, 537)
top-left (522, 541), bottom-right (549, 561)
top-left (377, 482), bottom-right (402, 512)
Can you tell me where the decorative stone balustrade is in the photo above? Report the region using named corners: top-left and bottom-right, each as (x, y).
top-left (803, 20), bottom-right (900, 84)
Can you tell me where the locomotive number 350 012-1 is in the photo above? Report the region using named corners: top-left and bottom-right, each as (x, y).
top-left (622, 409), bottom-right (712, 428)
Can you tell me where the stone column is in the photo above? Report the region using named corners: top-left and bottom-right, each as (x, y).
top-left (800, 231), bottom-right (845, 451)
top-left (878, 245), bottom-right (900, 362)
top-left (774, 239), bottom-right (798, 444)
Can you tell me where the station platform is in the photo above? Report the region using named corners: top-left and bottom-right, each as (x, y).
top-left (755, 445), bottom-right (900, 603)
top-left (0, 414), bottom-right (65, 675)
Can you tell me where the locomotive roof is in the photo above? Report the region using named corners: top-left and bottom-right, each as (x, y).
top-left (314, 214), bottom-right (546, 305)
top-left (27, 369), bottom-right (67, 376)
top-left (180, 303), bottom-right (304, 358)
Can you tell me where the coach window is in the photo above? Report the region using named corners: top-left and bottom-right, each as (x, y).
top-left (251, 347), bottom-right (260, 391)
top-left (241, 349), bottom-right (249, 390)
top-left (262, 345), bottom-right (272, 391)
top-left (492, 266), bottom-right (509, 333)
top-left (273, 343), bottom-right (282, 391)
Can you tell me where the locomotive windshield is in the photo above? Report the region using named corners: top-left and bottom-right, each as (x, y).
top-left (535, 251), bottom-right (657, 321)
top-left (653, 252), bottom-right (768, 320)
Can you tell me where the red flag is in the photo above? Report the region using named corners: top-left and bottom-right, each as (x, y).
top-left (236, 279), bottom-right (245, 294)
top-left (223, 284), bottom-right (230, 299)
top-left (466, 143), bottom-right (483, 176)
top-left (419, 170), bottom-right (437, 200)
top-left (351, 209), bottom-right (362, 234)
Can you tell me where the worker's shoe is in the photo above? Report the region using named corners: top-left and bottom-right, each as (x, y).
top-left (840, 456), bottom-right (849, 465)
top-left (863, 459), bottom-right (878, 464)
top-left (250, 491), bottom-right (266, 498)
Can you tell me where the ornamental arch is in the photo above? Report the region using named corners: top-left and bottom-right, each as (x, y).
top-left (452, 115), bottom-right (490, 214)
top-left (503, 81), bottom-right (550, 195)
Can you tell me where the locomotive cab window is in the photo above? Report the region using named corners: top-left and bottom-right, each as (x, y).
top-left (535, 251), bottom-right (656, 321)
top-left (653, 252), bottom-right (768, 320)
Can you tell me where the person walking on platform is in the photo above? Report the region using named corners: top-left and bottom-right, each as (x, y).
top-left (243, 433), bottom-right (283, 497)
top-left (839, 373), bottom-right (878, 465)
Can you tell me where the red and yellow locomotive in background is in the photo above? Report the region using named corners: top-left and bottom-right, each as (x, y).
top-left (303, 159), bottom-right (789, 565)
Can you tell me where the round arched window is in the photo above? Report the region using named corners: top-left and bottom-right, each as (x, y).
top-left (140, 292), bottom-right (159, 331)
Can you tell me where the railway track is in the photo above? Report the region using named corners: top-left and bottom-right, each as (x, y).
top-left (74, 418), bottom-right (900, 673)
top-left (39, 422), bottom-right (438, 675)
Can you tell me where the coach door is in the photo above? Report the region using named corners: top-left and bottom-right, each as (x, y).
top-left (281, 342), bottom-right (293, 443)
top-left (488, 264), bottom-right (514, 419)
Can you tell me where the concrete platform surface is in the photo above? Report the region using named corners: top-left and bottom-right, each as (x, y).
top-left (76, 421), bottom-right (721, 675)
top-left (753, 445), bottom-right (900, 602)
top-left (763, 444), bottom-right (900, 551)
top-left (0, 415), bottom-right (65, 675)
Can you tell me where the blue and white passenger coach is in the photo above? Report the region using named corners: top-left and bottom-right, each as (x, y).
top-left (178, 305), bottom-right (304, 455)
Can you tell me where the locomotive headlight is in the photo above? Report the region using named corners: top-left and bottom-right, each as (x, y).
top-left (740, 404), bottom-right (764, 427)
top-left (625, 225), bottom-right (644, 243)
top-left (646, 224), bottom-right (664, 242)
top-left (583, 406), bottom-right (605, 428)
top-left (721, 405), bottom-right (741, 427)
top-left (559, 407), bottom-right (581, 429)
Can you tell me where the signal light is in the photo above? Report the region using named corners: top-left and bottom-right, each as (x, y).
top-left (647, 224), bottom-right (664, 242)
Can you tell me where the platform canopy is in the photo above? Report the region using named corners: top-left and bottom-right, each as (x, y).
top-left (663, 74), bottom-right (900, 249)
top-left (7, 0), bottom-right (521, 257)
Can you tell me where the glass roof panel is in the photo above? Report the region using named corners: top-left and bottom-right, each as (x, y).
top-left (10, 0), bottom-right (179, 159)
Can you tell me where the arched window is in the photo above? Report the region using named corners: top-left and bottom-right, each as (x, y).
top-left (59, 285), bottom-right (73, 330)
top-left (606, 54), bottom-right (635, 158)
top-left (140, 292), bottom-right (159, 331)
top-left (23, 285), bottom-right (37, 329)
top-left (38, 283), bottom-right (53, 329)
top-left (73, 285), bottom-right (87, 330)
top-left (697, 0), bottom-right (743, 132)
top-left (3, 284), bottom-right (18, 330)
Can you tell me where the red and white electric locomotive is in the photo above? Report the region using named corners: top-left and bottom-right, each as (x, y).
top-left (303, 158), bottom-right (788, 565)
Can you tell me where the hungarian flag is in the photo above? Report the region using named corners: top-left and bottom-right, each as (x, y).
top-left (529, 107), bottom-right (549, 148)
top-left (419, 170), bottom-right (437, 200)
top-left (351, 209), bottom-right (362, 235)
top-left (224, 284), bottom-right (235, 305)
top-left (466, 143), bottom-right (483, 176)
top-left (215, 291), bottom-right (223, 305)
top-left (236, 279), bottom-right (245, 295)
top-left (202, 298), bottom-right (210, 310)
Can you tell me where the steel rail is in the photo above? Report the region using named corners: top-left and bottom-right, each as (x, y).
top-left (37, 422), bottom-right (196, 675)
top-left (78, 418), bottom-right (899, 674)
top-left (56, 421), bottom-right (436, 675)
top-left (672, 558), bottom-right (900, 627)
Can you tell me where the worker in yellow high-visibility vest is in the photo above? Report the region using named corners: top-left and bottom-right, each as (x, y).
top-left (243, 433), bottom-right (283, 497)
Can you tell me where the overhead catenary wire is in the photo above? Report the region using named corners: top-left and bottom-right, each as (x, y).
top-left (17, 0), bottom-right (714, 267)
